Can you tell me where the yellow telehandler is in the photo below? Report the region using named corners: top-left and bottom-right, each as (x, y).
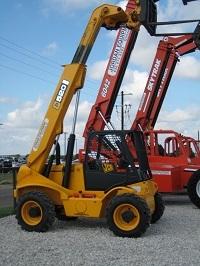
top-left (14, 2), bottom-right (164, 238)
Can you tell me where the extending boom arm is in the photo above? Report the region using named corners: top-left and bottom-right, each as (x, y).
top-left (27, 4), bottom-right (138, 174)
top-left (83, 0), bottom-right (142, 143)
top-left (132, 22), bottom-right (200, 131)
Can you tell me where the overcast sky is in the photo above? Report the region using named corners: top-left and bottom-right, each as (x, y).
top-left (1, 0), bottom-right (200, 155)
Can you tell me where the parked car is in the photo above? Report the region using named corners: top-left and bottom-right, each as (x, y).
top-left (0, 159), bottom-right (12, 173)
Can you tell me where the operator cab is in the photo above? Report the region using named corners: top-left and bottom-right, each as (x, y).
top-left (145, 130), bottom-right (200, 164)
top-left (84, 130), bottom-right (152, 191)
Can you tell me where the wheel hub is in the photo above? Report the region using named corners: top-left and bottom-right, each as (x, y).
top-left (21, 200), bottom-right (43, 226)
top-left (113, 203), bottom-right (140, 231)
top-left (29, 207), bottom-right (41, 218)
top-left (121, 210), bottom-right (135, 223)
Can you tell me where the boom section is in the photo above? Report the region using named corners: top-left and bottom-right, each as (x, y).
top-left (83, 0), bottom-right (142, 140)
top-left (27, 4), bottom-right (137, 174)
top-left (132, 23), bottom-right (200, 131)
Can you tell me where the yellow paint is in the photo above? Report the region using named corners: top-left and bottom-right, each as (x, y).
top-left (102, 163), bottom-right (115, 173)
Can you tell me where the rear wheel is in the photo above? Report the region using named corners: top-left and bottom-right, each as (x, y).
top-left (16, 191), bottom-right (55, 232)
top-left (151, 192), bottom-right (165, 224)
top-left (106, 194), bottom-right (150, 238)
top-left (187, 170), bottom-right (200, 208)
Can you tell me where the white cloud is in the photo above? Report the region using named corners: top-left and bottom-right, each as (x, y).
top-left (6, 98), bottom-right (44, 129)
top-left (0, 95), bottom-right (92, 154)
top-left (1, 98), bottom-right (46, 152)
top-left (0, 97), bottom-right (17, 104)
top-left (159, 108), bottom-right (196, 123)
top-left (0, 127), bottom-right (36, 155)
top-left (158, 0), bottom-right (200, 22)
top-left (64, 99), bottom-right (92, 123)
top-left (63, 98), bottom-right (92, 136)
top-left (88, 59), bottom-right (108, 80)
top-left (155, 105), bottom-right (200, 138)
top-left (109, 69), bottom-right (148, 129)
top-left (120, 69), bottom-right (148, 100)
top-left (42, 42), bottom-right (58, 56)
top-left (175, 55), bottom-right (200, 79)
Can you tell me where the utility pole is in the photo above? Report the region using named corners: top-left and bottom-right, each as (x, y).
top-left (121, 91), bottom-right (124, 130)
top-left (116, 91), bottom-right (132, 130)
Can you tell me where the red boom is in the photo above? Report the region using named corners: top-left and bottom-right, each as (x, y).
top-left (132, 30), bottom-right (199, 131)
top-left (83, 0), bottom-right (140, 142)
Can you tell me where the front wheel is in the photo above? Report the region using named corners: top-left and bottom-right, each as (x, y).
top-left (16, 191), bottom-right (55, 232)
top-left (106, 194), bottom-right (151, 238)
top-left (151, 192), bottom-right (165, 224)
top-left (187, 170), bottom-right (200, 208)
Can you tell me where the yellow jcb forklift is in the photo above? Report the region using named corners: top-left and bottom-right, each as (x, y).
top-left (14, 2), bottom-right (164, 238)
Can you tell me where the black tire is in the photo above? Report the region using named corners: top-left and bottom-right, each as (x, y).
top-left (106, 193), bottom-right (151, 238)
top-left (151, 192), bottom-right (165, 224)
top-left (187, 170), bottom-right (200, 208)
top-left (16, 191), bottom-right (55, 232)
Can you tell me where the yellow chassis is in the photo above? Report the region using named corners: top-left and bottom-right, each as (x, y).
top-left (15, 163), bottom-right (157, 218)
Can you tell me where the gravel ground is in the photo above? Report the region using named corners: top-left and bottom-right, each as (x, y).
top-left (0, 194), bottom-right (200, 266)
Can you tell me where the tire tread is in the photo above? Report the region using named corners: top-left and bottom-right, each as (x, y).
top-left (106, 193), bottom-right (150, 238)
top-left (16, 191), bottom-right (55, 232)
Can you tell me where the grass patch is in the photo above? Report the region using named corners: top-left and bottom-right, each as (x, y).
top-left (0, 206), bottom-right (14, 218)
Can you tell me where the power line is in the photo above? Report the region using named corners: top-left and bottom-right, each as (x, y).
top-left (0, 35), bottom-right (61, 67)
top-left (0, 52), bottom-right (59, 77)
top-left (0, 63), bottom-right (100, 95)
top-left (0, 37), bottom-right (108, 96)
top-left (0, 43), bottom-right (60, 70)
top-left (127, 108), bottom-right (132, 128)
top-left (115, 92), bottom-right (133, 130)
top-left (115, 105), bottom-right (121, 122)
top-left (0, 43), bottom-right (106, 91)
top-left (0, 47), bottom-right (101, 85)
top-left (0, 63), bottom-right (56, 85)
top-left (0, 36), bottom-right (106, 91)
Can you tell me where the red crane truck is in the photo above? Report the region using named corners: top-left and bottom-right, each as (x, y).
top-left (83, 1), bottom-right (200, 207)
top-left (131, 24), bottom-right (200, 207)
